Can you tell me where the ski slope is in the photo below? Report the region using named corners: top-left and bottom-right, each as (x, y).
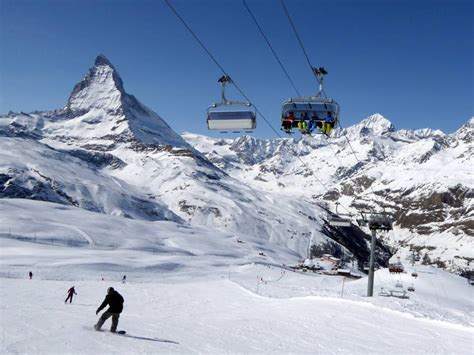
top-left (1, 273), bottom-right (472, 354)
top-left (1, 200), bottom-right (473, 353)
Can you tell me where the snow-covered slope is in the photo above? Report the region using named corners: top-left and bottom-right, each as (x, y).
top-left (183, 115), bottom-right (473, 273)
top-left (1, 55), bottom-right (373, 264)
top-left (1, 213), bottom-right (472, 353)
top-left (1, 54), bottom-right (471, 273)
top-left (0, 138), bottom-right (179, 221)
top-left (0, 54), bottom-right (473, 353)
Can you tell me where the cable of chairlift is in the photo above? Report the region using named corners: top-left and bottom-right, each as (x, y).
top-left (165, 0), bottom-right (366, 217)
top-left (164, 0), bottom-right (335, 192)
top-left (242, 0), bottom-right (300, 98)
top-left (280, 0), bottom-right (327, 99)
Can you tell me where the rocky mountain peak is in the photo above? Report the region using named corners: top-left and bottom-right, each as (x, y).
top-left (43, 55), bottom-right (192, 149)
top-left (66, 54), bottom-right (125, 113)
top-left (333, 113), bottom-right (396, 138)
top-left (94, 54), bottom-right (115, 69)
top-left (454, 117), bottom-right (474, 143)
top-left (358, 114), bottom-right (396, 135)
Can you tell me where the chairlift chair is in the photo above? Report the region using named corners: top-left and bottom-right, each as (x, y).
top-left (207, 75), bottom-right (256, 132)
top-left (328, 202), bottom-right (352, 227)
top-left (389, 263), bottom-right (404, 273)
top-left (281, 67), bottom-right (340, 135)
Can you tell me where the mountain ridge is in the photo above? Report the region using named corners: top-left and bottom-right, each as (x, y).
top-left (1, 55), bottom-right (472, 274)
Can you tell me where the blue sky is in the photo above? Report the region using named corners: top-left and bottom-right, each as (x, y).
top-left (1, 0), bottom-right (472, 138)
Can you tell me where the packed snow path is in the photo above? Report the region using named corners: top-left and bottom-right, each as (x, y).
top-left (1, 277), bottom-right (472, 354)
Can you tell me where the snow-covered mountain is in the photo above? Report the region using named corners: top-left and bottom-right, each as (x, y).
top-left (183, 115), bottom-right (473, 273)
top-left (0, 55), bottom-right (380, 266)
top-left (1, 55), bottom-right (471, 274)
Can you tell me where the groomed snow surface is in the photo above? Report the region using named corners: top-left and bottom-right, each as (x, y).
top-left (1, 200), bottom-right (473, 354)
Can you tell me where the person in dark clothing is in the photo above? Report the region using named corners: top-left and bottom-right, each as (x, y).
top-left (324, 111), bottom-right (335, 135)
top-left (281, 112), bottom-right (295, 132)
top-left (29, 271), bottom-right (33, 280)
top-left (65, 286), bottom-right (77, 303)
top-left (94, 287), bottom-right (124, 332)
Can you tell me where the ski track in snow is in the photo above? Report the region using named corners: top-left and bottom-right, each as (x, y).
top-left (49, 222), bottom-right (96, 248)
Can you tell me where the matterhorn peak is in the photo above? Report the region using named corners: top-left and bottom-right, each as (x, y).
top-left (94, 54), bottom-right (115, 69)
top-left (66, 54), bottom-right (125, 113)
top-left (55, 55), bottom-right (192, 149)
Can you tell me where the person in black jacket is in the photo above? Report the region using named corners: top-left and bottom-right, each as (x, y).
top-left (94, 287), bottom-right (124, 332)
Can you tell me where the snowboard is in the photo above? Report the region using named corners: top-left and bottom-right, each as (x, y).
top-left (86, 326), bottom-right (126, 335)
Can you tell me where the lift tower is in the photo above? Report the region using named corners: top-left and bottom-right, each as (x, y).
top-left (357, 212), bottom-right (393, 297)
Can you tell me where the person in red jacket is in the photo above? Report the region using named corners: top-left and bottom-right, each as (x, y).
top-left (65, 286), bottom-right (77, 303)
top-left (281, 112), bottom-right (295, 132)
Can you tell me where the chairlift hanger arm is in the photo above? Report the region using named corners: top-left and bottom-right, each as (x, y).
top-left (218, 75), bottom-right (233, 104)
top-left (312, 67), bottom-right (328, 97)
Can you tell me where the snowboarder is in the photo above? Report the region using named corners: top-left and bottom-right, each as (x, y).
top-left (94, 287), bottom-right (124, 333)
top-left (65, 286), bottom-right (77, 303)
top-left (122, 275), bottom-right (126, 284)
top-left (29, 271), bottom-right (33, 280)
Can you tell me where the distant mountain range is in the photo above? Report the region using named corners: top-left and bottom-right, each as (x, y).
top-left (1, 55), bottom-right (472, 273)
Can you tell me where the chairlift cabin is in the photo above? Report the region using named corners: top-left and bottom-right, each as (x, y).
top-left (207, 75), bottom-right (256, 133)
top-left (328, 202), bottom-right (352, 227)
top-left (281, 67), bottom-right (340, 135)
top-left (328, 217), bottom-right (351, 227)
top-left (363, 261), bottom-right (379, 271)
top-left (359, 211), bottom-right (393, 231)
top-left (388, 263), bottom-right (404, 273)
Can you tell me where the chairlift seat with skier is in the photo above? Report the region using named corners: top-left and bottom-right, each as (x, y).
top-left (281, 97), bottom-right (339, 119)
top-left (207, 75), bottom-right (256, 132)
top-left (281, 67), bottom-right (340, 135)
top-left (388, 263), bottom-right (404, 273)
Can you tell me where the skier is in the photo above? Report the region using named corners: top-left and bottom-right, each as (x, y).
top-left (281, 112), bottom-right (295, 132)
top-left (65, 286), bottom-right (77, 303)
top-left (324, 112), bottom-right (335, 135)
top-left (298, 112), bottom-right (308, 133)
top-left (307, 112), bottom-right (318, 133)
top-left (94, 287), bottom-right (124, 333)
top-left (122, 275), bottom-right (126, 284)
top-left (29, 271), bottom-right (33, 280)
